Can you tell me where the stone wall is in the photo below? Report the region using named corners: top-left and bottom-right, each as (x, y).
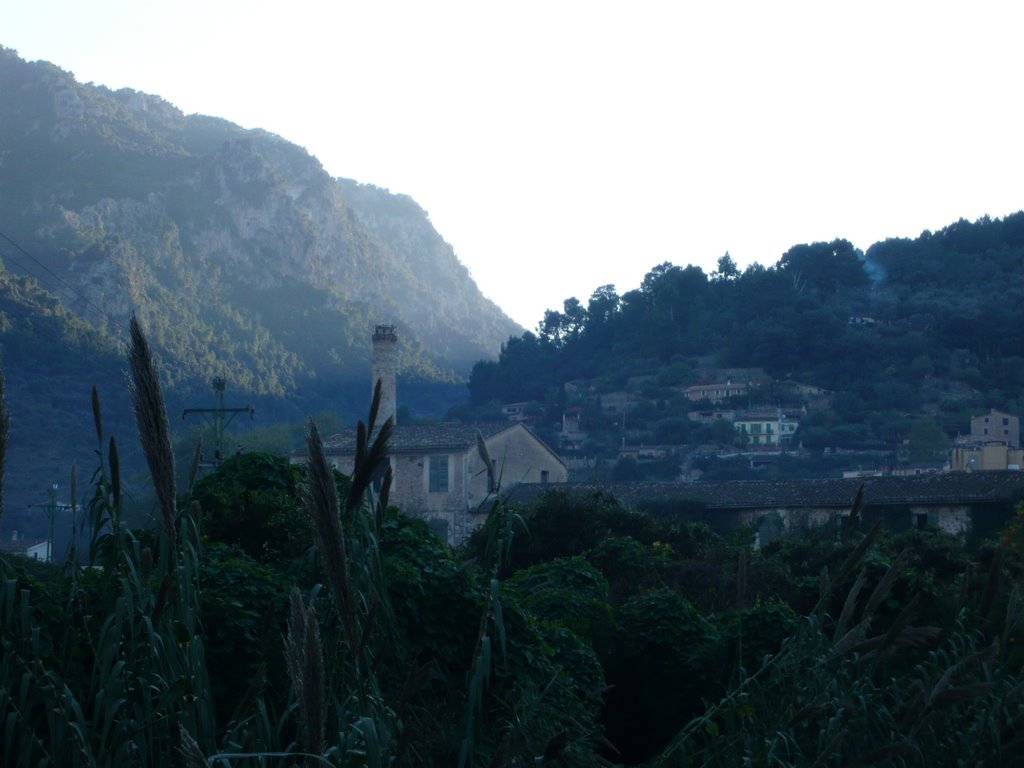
top-left (330, 425), bottom-right (567, 545)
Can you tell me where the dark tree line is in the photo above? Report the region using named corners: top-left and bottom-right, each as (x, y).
top-left (467, 213), bottom-right (1024, 450)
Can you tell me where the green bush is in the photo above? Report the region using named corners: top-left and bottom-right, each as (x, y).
top-left (189, 452), bottom-right (313, 561)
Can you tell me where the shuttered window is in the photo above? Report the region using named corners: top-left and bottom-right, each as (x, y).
top-left (429, 455), bottom-right (449, 493)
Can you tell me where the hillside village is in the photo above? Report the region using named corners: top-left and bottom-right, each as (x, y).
top-left (493, 363), bottom-right (1022, 484)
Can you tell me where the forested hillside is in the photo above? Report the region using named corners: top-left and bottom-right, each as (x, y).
top-left (0, 47), bottom-right (520, 522)
top-left (466, 214), bottom-right (1024, 468)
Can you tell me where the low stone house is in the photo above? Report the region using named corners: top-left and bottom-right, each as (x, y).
top-left (296, 326), bottom-right (566, 545)
top-left (318, 421), bottom-right (566, 544)
top-left (684, 381), bottom-right (749, 404)
top-left (968, 409), bottom-right (1020, 448)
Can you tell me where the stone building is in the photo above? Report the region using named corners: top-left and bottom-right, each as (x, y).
top-left (968, 409), bottom-right (1019, 448)
top-left (320, 421), bottom-right (566, 543)
top-left (299, 326), bottom-right (567, 544)
top-left (684, 381), bottom-right (749, 404)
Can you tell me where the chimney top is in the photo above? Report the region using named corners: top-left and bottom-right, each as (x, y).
top-left (372, 325), bottom-right (398, 425)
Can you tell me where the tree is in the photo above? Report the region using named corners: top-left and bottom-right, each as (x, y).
top-left (562, 297), bottom-right (587, 339)
top-left (189, 452), bottom-right (313, 561)
top-left (586, 284), bottom-right (620, 326)
top-left (538, 308), bottom-right (566, 346)
top-left (777, 239), bottom-right (870, 298)
top-left (712, 251), bottom-right (739, 281)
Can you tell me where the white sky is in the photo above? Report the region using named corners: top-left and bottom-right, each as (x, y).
top-left (5, 1), bottom-right (1024, 329)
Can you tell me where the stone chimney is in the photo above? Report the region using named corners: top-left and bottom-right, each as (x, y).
top-left (372, 325), bottom-right (398, 425)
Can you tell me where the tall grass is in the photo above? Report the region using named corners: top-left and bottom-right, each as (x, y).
top-left (650, 496), bottom-right (1024, 767)
top-left (0, 315), bottom-right (214, 766)
top-left (0, 324), bottom-right (413, 766)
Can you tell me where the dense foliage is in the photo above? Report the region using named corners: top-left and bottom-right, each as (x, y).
top-left (2, 324), bottom-right (1024, 765)
top-left (465, 215), bottom-right (1024, 474)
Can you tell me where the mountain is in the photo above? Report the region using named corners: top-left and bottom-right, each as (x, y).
top-left (0, 47), bottom-right (521, 530)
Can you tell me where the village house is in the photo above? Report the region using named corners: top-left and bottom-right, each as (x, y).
top-left (617, 445), bottom-right (677, 462)
top-left (296, 326), bottom-right (567, 545)
top-left (687, 409), bottom-right (736, 424)
top-left (684, 380), bottom-right (749, 404)
top-left (500, 402), bottom-right (531, 423)
top-left (733, 409), bottom-right (802, 448)
top-left (0, 532), bottom-right (49, 561)
top-left (969, 409), bottom-right (1020, 448)
top-left (951, 408), bottom-right (1023, 471)
top-left (559, 407), bottom-right (586, 451)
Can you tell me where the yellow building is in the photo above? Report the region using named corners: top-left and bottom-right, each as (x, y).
top-left (951, 409), bottom-right (1023, 470)
top-left (951, 443), bottom-right (1024, 472)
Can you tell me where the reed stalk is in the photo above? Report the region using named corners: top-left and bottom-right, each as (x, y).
top-left (127, 313), bottom-right (176, 554)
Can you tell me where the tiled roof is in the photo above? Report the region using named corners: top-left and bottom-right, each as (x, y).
top-left (318, 422), bottom-right (517, 455)
top-left (504, 472), bottom-right (1024, 510)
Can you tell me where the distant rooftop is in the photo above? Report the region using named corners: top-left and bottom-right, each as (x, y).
top-left (505, 472), bottom-right (1024, 510)
top-left (311, 422), bottom-right (515, 456)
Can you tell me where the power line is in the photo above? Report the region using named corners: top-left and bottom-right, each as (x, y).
top-left (0, 233), bottom-right (131, 385)
top-left (0, 227), bottom-right (126, 332)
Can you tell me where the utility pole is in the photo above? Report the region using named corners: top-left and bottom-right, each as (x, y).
top-left (182, 377), bottom-right (255, 468)
top-left (48, 483), bottom-right (56, 563)
top-left (29, 483), bottom-right (61, 563)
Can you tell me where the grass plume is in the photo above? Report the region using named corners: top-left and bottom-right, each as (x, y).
top-left (127, 313), bottom-right (176, 551)
top-left (91, 384), bottom-right (103, 447)
top-left (303, 417), bottom-right (357, 645)
top-left (285, 588), bottom-right (326, 761)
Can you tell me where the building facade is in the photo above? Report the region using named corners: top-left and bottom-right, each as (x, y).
top-left (969, 409), bottom-right (1020, 448)
top-left (318, 422), bottom-right (567, 544)
top-left (733, 409), bottom-right (801, 447)
top-left (296, 327), bottom-right (567, 544)
top-left (684, 381), bottom-right (748, 404)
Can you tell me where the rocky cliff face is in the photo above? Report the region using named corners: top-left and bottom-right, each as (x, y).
top-left (0, 47), bottom-right (520, 391)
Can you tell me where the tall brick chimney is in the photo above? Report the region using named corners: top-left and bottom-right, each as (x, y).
top-left (372, 325), bottom-right (398, 425)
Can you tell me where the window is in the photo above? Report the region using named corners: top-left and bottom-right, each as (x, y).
top-left (1004, 418), bottom-right (1010, 426)
top-left (428, 455), bottom-right (449, 493)
top-left (541, 470), bottom-right (549, 484)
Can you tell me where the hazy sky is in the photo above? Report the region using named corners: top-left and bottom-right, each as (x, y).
top-left (5, 1), bottom-right (1023, 329)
